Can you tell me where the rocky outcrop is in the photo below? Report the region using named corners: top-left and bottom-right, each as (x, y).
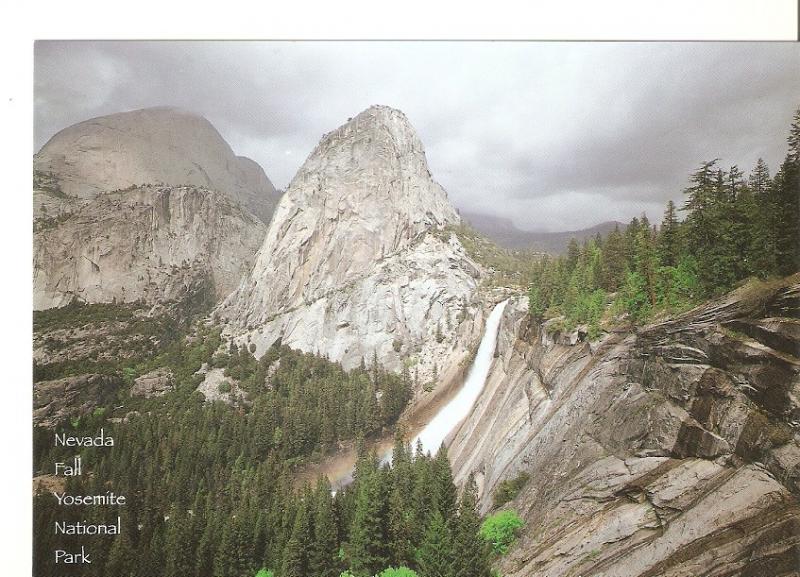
top-left (34, 316), bottom-right (147, 367)
top-left (34, 106), bottom-right (280, 223)
top-left (195, 367), bottom-right (245, 404)
top-left (131, 368), bottom-right (174, 398)
top-left (220, 106), bottom-right (482, 381)
top-left (449, 278), bottom-right (800, 576)
top-left (33, 185), bottom-right (266, 309)
top-left (34, 373), bottom-right (122, 427)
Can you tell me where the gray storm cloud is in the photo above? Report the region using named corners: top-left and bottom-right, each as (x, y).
top-left (34, 41), bottom-right (799, 232)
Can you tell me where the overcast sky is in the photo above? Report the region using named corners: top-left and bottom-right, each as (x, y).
top-left (34, 41), bottom-right (799, 231)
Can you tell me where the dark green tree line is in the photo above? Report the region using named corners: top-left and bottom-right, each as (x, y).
top-left (527, 107), bottom-right (800, 328)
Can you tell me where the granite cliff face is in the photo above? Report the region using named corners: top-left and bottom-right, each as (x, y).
top-left (220, 106), bottom-right (482, 380)
top-left (33, 108), bottom-right (275, 310)
top-left (449, 279), bottom-right (800, 576)
top-left (33, 185), bottom-right (266, 310)
top-left (34, 373), bottom-right (123, 428)
top-left (34, 106), bottom-right (280, 223)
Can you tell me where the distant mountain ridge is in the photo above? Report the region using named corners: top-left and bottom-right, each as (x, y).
top-left (462, 211), bottom-right (623, 254)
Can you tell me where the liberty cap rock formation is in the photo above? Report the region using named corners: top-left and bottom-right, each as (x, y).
top-left (220, 105), bottom-right (484, 380)
top-left (33, 107), bottom-right (276, 310)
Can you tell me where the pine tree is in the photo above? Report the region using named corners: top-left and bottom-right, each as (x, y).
top-left (634, 217), bottom-right (658, 307)
top-left (450, 475), bottom-right (491, 577)
top-left (432, 446), bottom-right (457, 521)
top-left (387, 438), bottom-right (415, 568)
top-left (682, 160), bottom-right (736, 295)
top-left (623, 217), bottom-right (641, 271)
top-left (702, 165), bottom-right (744, 293)
top-left (683, 160), bottom-right (719, 222)
top-left (214, 514), bottom-right (240, 577)
top-left (600, 225), bottom-right (626, 291)
top-left (348, 464), bottom-right (389, 577)
top-left (282, 501), bottom-right (310, 577)
top-left (658, 200), bottom-right (681, 268)
top-left (772, 108), bottom-right (800, 276)
top-left (139, 522), bottom-right (166, 577)
top-left (789, 108), bottom-right (800, 164)
top-left (566, 238), bottom-right (580, 272)
top-left (735, 184), bottom-right (759, 277)
top-left (727, 165), bottom-right (753, 279)
top-left (747, 158), bottom-right (776, 276)
top-left (253, 511), bottom-right (269, 570)
top-left (750, 157), bottom-right (771, 195)
top-left (165, 508), bottom-right (196, 577)
top-left (410, 446), bottom-right (434, 543)
top-left (310, 478), bottom-right (340, 577)
top-left (416, 510), bottom-right (453, 577)
top-left (196, 507), bottom-right (219, 577)
top-left (527, 284), bottom-right (545, 319)
top-left (372, 349), bottom-right (380, 383)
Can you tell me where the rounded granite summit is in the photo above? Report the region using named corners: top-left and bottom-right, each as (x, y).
top-left (34, 106), bottom-right (279, 223)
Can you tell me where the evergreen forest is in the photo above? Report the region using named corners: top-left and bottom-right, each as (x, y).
top-left (32, 108), bottom-right (799, 577)
top-left (525, 109), bottom-right (800, 336)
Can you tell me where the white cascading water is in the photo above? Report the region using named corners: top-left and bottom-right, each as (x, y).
top-left (410, 298), bottom-right (509, 455)
top-left (336, 298), bottom-right (510, 489)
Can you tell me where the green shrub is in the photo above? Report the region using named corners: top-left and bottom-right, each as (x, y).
top-left (656, 256), bottom-right (700, 311)
top-left (492, 472), bottom-right (530, 508)
top-left (528, 285), bottom-right (545, 319)
top-left (33, 300), bottom-right (140, 332)
top-left (480, 509), bottom-right (524, 555)
top-left (211, 353), bottom-right (230, 368)
top-left (254, 570), bottom-right (274, 577)
top-left (217, 381), bottom-right (232, 394)
top-left (619, 270), bottom-right (651, 322)
top-left (122, 367), bottom-right (137, 385)
top-left (375, 568), bottom-right (419, 577)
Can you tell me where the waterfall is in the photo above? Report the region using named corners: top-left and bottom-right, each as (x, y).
top-left (335, 298), bottom-right (510, 490)
top-left (410, 298), bottom-right (509, 456)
